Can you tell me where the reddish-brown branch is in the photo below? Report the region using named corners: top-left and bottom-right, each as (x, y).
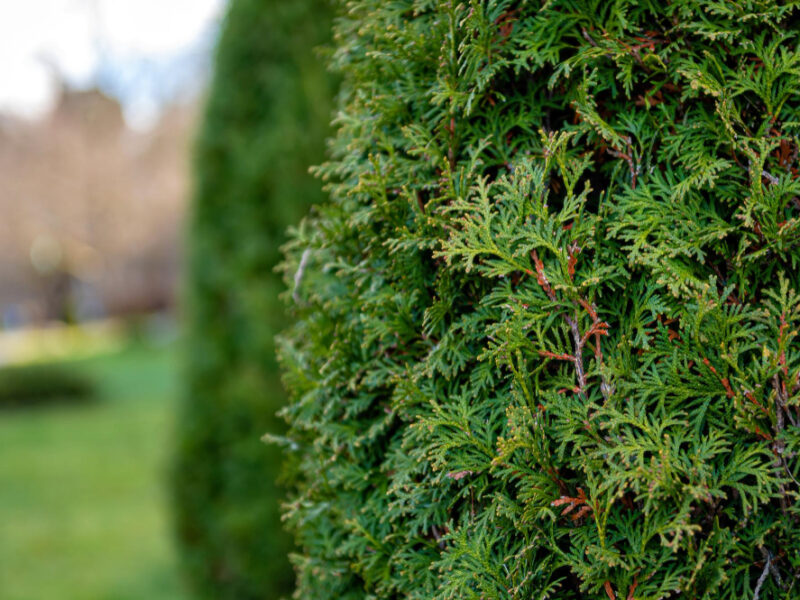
top-left (754, 426), bottom-right (773, 441)
top-left (702, 357), bottom-right (736, 398)
top-left (626, 576), bottom-right (639, 600)
top-left (552, 487), bottom-right (592, 521)
top-left (495, 8), bottom-right (518, 43)
top-left (567, 242), bottom-right (580, 280)
top-left (745, 390), bottom-right (770, 417)
top-left (531, 250), bottom-right (557, 301)
top-left (604, 581), bottom-right (616, 600)
top-left (538, 350), bottom-right (574, 362)
top-left (531, 250), bottom-right (611, 400)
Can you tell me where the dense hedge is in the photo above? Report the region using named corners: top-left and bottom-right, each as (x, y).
top-left (0, 362), bottom-right (94, 409)
top-left (172, 0), bottom-right (334, 597)
top-left (278, 1), bottom-right (800, 598)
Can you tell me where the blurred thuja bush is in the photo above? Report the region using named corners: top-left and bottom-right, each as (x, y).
top-left (277, 1), bottom-right (800, 599)
top-left (171, 0), bottom-right (336, 598)
top-left (0, 362), bottom-right (95, 409)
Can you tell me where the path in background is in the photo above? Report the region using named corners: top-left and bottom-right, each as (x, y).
top-left (0, 343), bottom-right (187, 600)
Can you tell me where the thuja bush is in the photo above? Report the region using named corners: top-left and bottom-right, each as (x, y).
top-left (172, 0), bottom-right (334, 597)
top-left (278, 1), bottom-right (800, 598)
top-left (0, 362), bottom-right (94, 409)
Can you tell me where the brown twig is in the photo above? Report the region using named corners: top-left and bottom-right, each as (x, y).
top-left (530, 250), bottom-right (611, 399)
top-left (626, 576), bottom-right (639, 600)
top-left (604, 581), bottom-right (616, 600)
top-left (551, 487), bottom-right (592, 521)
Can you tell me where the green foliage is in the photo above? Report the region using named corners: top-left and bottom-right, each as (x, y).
top-left (172, 0), bottom-right (335, 597)
top-left (0, 362), bottom-right (94, 409)
top-left (278, 1), bottom-right (800, 598)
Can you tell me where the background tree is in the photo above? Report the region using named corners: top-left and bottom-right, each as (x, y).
top-left (278, 1), bottom-right (800, 598)
top-left (172, 0), bottom-right (335, 597)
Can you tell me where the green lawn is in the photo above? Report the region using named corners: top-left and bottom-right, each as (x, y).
top-left (0, 344), bottom-right (188, 600)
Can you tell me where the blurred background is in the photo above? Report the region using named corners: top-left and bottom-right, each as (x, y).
top-left (0, 0), bottom-right (302, 598)
top-left (0, 0), bottom-right (336, 597)
top-left (0, 0), bottom-right (219, 334)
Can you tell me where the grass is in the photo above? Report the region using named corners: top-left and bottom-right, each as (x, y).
top-left (0, 343), bottom-right (188, 600)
